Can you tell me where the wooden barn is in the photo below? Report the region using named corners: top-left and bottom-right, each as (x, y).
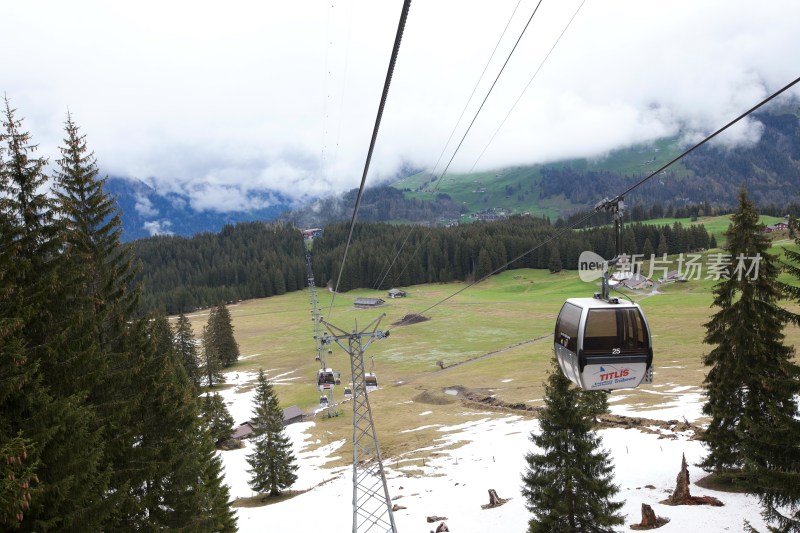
top-left (354, 297), bottom-right (385, 309)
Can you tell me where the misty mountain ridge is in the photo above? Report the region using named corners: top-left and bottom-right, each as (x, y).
top-left (106, 177), bottom-right (293, 241)
top-left (110, 108), bottom-right (800, 240)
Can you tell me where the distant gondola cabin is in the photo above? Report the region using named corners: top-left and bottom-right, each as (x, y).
top-left (317, 368), bottom-right (336, 391)
top-left (365, 373), bottom-right (378, 392)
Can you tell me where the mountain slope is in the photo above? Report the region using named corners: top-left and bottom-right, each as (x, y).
top-left (393, 108), bottom-right (800, 220)
top-left (106, 177), bottom-right (291, 241)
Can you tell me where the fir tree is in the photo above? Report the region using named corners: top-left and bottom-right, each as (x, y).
top-left (0, 125), bottom-right (41, 528)
top-left (127, 314), bottom-right (236, 531)
top-left (742, 211), bottom-right (800, 530)
top-left (657, 232), bottom-right (668, 256)
top-left (642, 237), bottom-right (654, 258)
top-left (2, 98), bottom-right (111, 532)
top-left (547, 245), bottom-right (562, 273)
top-left (52, 110), bottom-right (143, 530)
top-left (202, 322), bottom-right (224, 387)
top-left (700, 188), bottom-right (799, 500)
top-left (247, 369), bottom-right (298, 497)
top-left (207, 304), bottom-right (239, 367)
top-left (173, 313), bottom-right (202, 389)
top-left (476, 248), bottom-right (493, 279)
top-left (522, 360), bottom-right (623, 533)
top-left (201, 393), bottom-right (235, 445)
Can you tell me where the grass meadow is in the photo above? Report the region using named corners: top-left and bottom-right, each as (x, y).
top-left (183, 238), bottom-right (800, 468)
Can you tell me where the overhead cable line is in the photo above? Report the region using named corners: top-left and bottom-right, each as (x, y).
top-left (469, 0), bottom-right (586, 172)
top-left (371, 0), bottom-right (545, 291)
top-left (328, 0), bottom-right (413, 319)
top-left (427, 0), bottom-right (543, 195)
top-left (372, 0), bottom-right (525, 290)
top-left (427, 0), bottom-right (525, 182)
top-left (387, 73), bottom-right (800, 332)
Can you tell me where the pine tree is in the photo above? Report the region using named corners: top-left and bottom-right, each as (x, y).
top-left (247, 369), bottom-right (298, 497)
top-left (202, 322), bottom-right (224, 387)
top-left (642, 237), bottom-right (654, 259)
top-left (0, 121), bottom-right (41, 528)
top-left (204, 304), bottom-right (239, 369)
top-left (214, 304), bottom-right (239, 367)
top-left (476, 248), bottom-right (493, 279)
top-left (741, 212), bottom-right (800, 530)
top-left (201, 393), bottom-right (235, 445)
top-left (700, 188), bottom-right (799, 500)
top-left (657, 232), bottom-right (668, 256)
top-left (126, 314), bottom-right (236, 531)
top-left (51, 110), bottom-right (144, 530)
top-left (173, 313), bottom-right (202, 389)
top-left (547, 245), bottom-right (562, 273)
top-left (522, 360), bottom-right (624, 533)
top-left (2, 98), bottom-right (112, 532)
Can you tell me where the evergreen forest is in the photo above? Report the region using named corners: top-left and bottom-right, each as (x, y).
top-left (134, 216), bottom-right (713, 314)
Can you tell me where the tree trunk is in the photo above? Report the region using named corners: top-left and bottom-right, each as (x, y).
top-left (671, 453), bottom-right (692, 503)
top-left (639, 503), bottom-right (657, 528)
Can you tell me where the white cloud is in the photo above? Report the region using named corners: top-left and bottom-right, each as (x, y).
top-left (3, 0), bottom-right (799, 209)
top-left (134, 194), bottom-right (158, 217)
top-left (142, 220), bottom-right (174, 237)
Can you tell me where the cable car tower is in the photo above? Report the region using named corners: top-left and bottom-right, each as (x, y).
top-left (321, 315), bottom-right (397, 533)
top-left (306, 240), bottom-right (339, 417)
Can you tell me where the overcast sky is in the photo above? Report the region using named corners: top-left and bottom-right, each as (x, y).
top-left (3, 0), bottom-right (799, 212)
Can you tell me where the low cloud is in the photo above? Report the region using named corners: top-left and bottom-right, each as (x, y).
top-left (142, 220), bottom-right (174, 237)
top-left (134, 194), bottom-right (158, 218)
top-left (3, 0), bottom-right (799, 210)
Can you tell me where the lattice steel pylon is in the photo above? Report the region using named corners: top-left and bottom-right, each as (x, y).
top-left (306, 245), bottom-right (338, 417)
top-left (321, 315), bottom-right (397, 533)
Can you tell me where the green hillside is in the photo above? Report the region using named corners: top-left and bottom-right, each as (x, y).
top-left (640, 214), bottom-right (786, 247)
top-left (392, 137), bottom-right (687, 221)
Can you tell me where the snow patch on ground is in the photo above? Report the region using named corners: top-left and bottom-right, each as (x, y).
top-left (221, 373), bottom-right (770, 532)
top-left (400, 424), bottom-right (444, 433)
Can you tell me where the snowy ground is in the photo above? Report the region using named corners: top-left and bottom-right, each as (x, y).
top-left (216, 374), bottom-right (769, 532)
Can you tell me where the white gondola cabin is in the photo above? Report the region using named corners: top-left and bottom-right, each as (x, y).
top-left (365, 373), bottom-right (378, 392)
top-left (319, 395), bottom-right (328, 406)
top-left (317, 368), bottom-right (336, 392)
top-left (343, 387), bottom-right (352, 397)
top-left (554, 297), bottom-right (653, 391)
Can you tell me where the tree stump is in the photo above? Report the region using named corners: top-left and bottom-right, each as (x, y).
top-left (665, 453), bottom-right (724, 506)
top-left (481, 488), bottom-right (510, 509)
top-left (671, 453), bottom-right (692, 502)
top-left (630, 503), bottom-right (670, 530)
top-left (640, 503), bottom-right (658, 527)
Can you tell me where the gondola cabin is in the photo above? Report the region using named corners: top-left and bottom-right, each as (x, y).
top-left (365, 373), bottom-right (378, 392)
top-left (317, 368), bottom-right (336, 392)
top-left (554, 298), bottom-right (653, 391)
top-left (343, 387), bottom-right (352, 397)
top-left (319, 395), bottom-right (328, 406)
